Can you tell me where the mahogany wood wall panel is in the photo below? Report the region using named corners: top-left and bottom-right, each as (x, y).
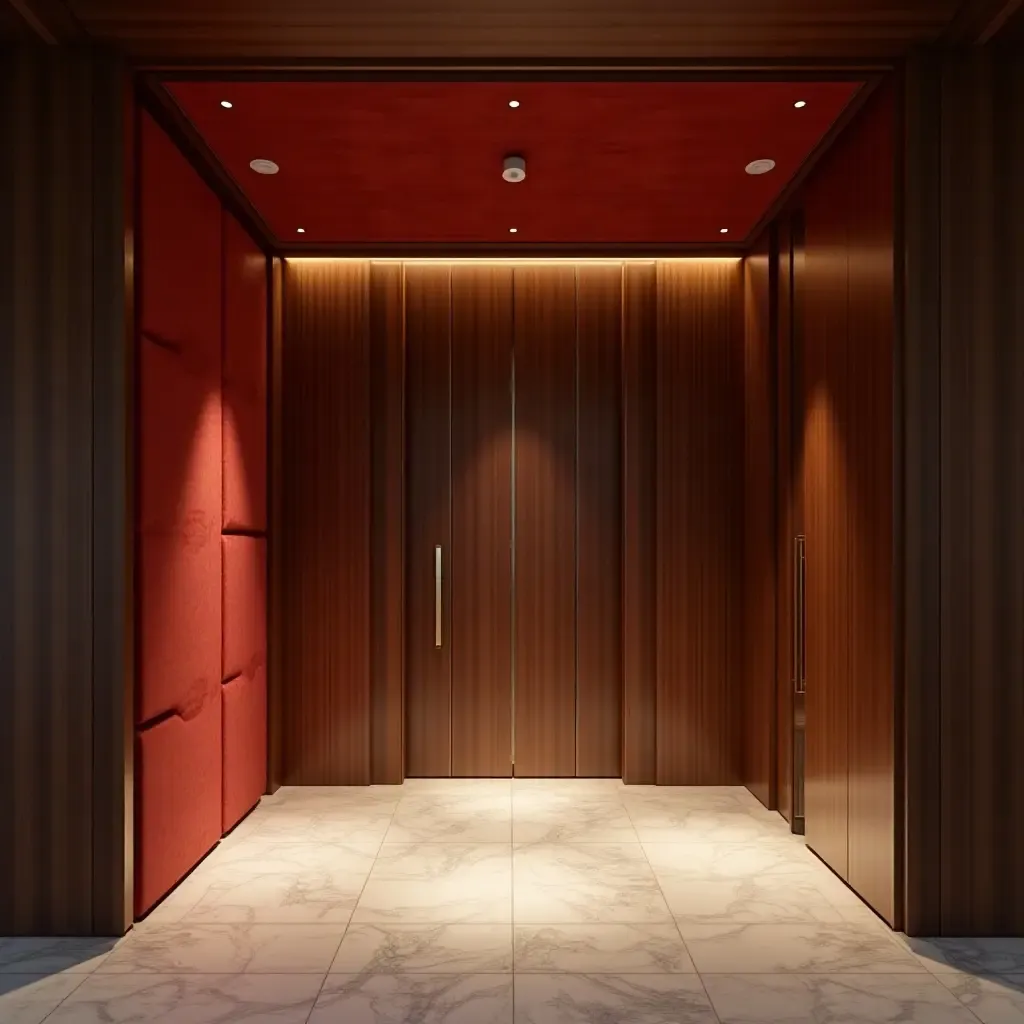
top-left (742, 236), bottom-right (776, 809)
top-left (280, 260), bottom-right (371, 785)
top-left (0, 44), bottom-right (132, 935)
top-left (450, 266), bottom-right (514, 777)
top-left (370, 262), bottom-right (406, 784)
top-left (69, 0), bottom-right (956, 60)
top-left (798, 86), bottom-right (895, 919)
top-left (774, 218), bottom-right (797, 824)
top-left (513, 265), bottom-right (578, 777)
top-left (655, 260), bottom-right (744, 786)
top-left (575, 265), bottom-right (624, 778)
top-left (268, 257), bottom-right (284, 792)
top-left (404, 264), bottom-right (453, 777)
top-left (621, 263), bottom-right (658, 785)
top-left (904, 50), bottom-right (1024, 936)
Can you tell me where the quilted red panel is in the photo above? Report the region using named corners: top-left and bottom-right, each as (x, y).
top-left (135, 686), bottom-right (222, 917)
top-left (222, 535), bottom-right (267, 683)
top-left (222, 667), bottom-right (268, 833)
top-left (137, 113), bottom-right (223, 725)
top-left (222, 212), bottom-right (268, 532)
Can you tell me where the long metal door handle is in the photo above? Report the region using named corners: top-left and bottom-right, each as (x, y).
top-left (435, 545), bottom-right (443, 649)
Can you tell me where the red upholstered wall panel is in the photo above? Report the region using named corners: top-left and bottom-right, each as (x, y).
top-left (138, 112), bottom-right (223, 726)
top-left (223, 212), bottom-right (268, 532)
top-left (222, 535), bottom-right (267, 682)
top-left (135, 691), bottom-right (222, 916)
top-left (222, 669), bottom-right (267, 832)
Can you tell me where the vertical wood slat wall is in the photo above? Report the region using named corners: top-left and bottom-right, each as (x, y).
top-left (0, 44), bottom-right (133, 936)
top-left (275, 259), bottom-right (745, 787)
top-left (904, 50), bottom-right (1024, 937)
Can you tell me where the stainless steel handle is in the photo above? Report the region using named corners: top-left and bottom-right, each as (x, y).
top-left (794, 535), bottom-right (806, 693)
top-left (434, 545), bottom-right (443, 649)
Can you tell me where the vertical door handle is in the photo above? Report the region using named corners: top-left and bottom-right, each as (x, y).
top-left (435, 545), bottom-right (443, 649)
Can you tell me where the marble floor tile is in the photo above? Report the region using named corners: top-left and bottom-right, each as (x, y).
top-left (938, 972), bottom-right (1024, 1023)
top-left (626, 806), bottom-right (792, 844)
top-left (642, 840), bottom-right (819, 884)
top-left (514, 924), bottom-right (695, 973)
top-left (661, 876), bottom-right (845, 925)
top-left (45, 973), bottom-right (324, 1023)
top-left (907, 936), bottom-right (1024, 975)
top-left (0, 974), bottom-right (86, 1024)
top-left (513, 973), bottom-right (717, 1023)
top-left (310, 972), bottom-right (512, 1024)
top-left (512, 798), bottom-right (638, 844)
top-left (702, 973), bottom-right (978, 1023)
top-left (0, 936), bottom-right (119, 974)
top-left (513, 843), bottom-right (671, 924)
top-left (99, 923), bottom-right (344, 974)
top-left (371, 843), bottom-right (512, 882)
top-left (175, 840), bottom-right (377, 924)
top-left (354, 879), bottom-right (513, 924)
top-left (331, 924), bottom-right (513, 974)
top-left (683, 922), bottom-right (924, 974)
top-left (248, 804), bottom-right (394, 844)
top-left (387, 794), bottom-right (512, 843)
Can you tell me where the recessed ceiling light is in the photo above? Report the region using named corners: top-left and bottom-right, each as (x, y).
top-left (745, 158), bottom-right (776, 175)
top-left (720, 228), bottom-right (729, 234)
top-left (509, 227), bottom-right (518, 233)
top-left (297, 228), bottom-right (306, 234)
top-left (509, 100), bottom-right (520, 108)
top-left (794, 100), bottom-right (807, 108)
top-left (249, 158), bottom-right (280, 175)
top-left (220, 100), bottom-right (233, 109)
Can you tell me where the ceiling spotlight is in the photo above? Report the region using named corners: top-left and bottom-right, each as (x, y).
top-left (220, 100), bottom-right (233, 109)
top-left (509, 100), bottom-right (520, 108)
top-left (297, 228), bottom-right (306, 234)
top-left (250, 158), bottom-right (280, 175)
top-left (745, 158), bottom-right (776, 175)
top-left (794, 100), bottom-right (807, 108)
top-left (503, 154), bottom-right (527, 182)
top-left (720, 228), bottom-right (729, 234)
top-left (509, 227), bottom-right (518, 233)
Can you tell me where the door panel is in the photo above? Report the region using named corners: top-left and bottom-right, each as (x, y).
top-left (404, 264), bottom-right (453, 777)
top-left (576, 265), bottom-right (623, 777)
top-left (513, 266), bottom-right (578, 777)
top-left (450, 266), bottom-right (514, 777)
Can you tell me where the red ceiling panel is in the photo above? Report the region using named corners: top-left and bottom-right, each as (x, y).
top-left (168, 80), bottom-right (861, 245)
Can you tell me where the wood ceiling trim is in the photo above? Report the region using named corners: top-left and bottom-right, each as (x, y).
top-left (4, 0), bottom-right (81, 44)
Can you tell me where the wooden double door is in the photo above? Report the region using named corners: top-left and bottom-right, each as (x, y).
top-left (404, 262), bottom-right (623, 778)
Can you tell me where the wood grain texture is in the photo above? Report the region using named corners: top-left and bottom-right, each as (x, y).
top-left (621, 263), bottom-right (657, 785)
top-left (904, 51), bottom-right (1024, 936)
top-left (403, 263), bottom-right (453, 777)
top-left (450, 266), bottom-right (514, 777)
top-left (280, 260), bottom-right (371, 785)
top-left (575, 264), bottom-right (623, 778)
top-left (370, 262), bottom-right (405, 783)
top-left (513, 265), bottom-right (578, 777)
top-left (0, 45), bottom-right (132, 935)
top-left (774, 217), bottom-right (797, 824)
top-left (267, 256), bottom-right (284, 792)
top-left (67, 0), bottom-right (957, 59)
top-left (798, 86), bottom-right (895, 918)
top-left (741, 234), bottom-right (776, 809)
top-left (655, 260), bottom-right (744, 786)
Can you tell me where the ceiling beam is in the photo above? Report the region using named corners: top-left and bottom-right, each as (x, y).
top-left (943, 0), bottom-right (1023, 42)
top-left (4, 0), bottom-right (82, 44)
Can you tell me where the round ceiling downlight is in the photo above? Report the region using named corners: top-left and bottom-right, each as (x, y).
top-left (794, 100), bottom-right (807, 108)
top-left (297, 228), bottom-right (306, 234)
top-left (509, 100), bottom-right (520, 108)
top-left (509, 227), bottom-right (518, 233)
top-left (720, 228), bottom-right (729, 234)
top-left (745, 158), bottom-right (776, 175)
top-left (220, 100), bottom-right (233, 109)
top-left (249, 158), bottom-right (280, 175)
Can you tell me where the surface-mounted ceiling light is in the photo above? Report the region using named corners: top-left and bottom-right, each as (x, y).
top-left (745, 158), bottom-right (776, 175)
top-left (794, 100), bottom-right (807, 108)
top-left (249, 158), bottom-right (280, 175)
top-left (509, 227), bottom-right (518, 233)
top-left (720, 228), bottom-right (729, 234)
top-left (509, 100), bottom-right (520, 108)
top-left (220, 100), bottom-right (233, 109)
top-left (297, 228), bottom-right (306, 234)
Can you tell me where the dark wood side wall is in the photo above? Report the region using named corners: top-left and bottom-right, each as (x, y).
top-left (904, 48), bottom-right (1024, 937)
top-left (277, 258), bottom-right (744, 786)
top-left (0, 43), bottom-right (133, 936)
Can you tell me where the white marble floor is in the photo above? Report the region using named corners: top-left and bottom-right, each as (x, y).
top-left (3, 779), bottom-right (1024, 1022)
